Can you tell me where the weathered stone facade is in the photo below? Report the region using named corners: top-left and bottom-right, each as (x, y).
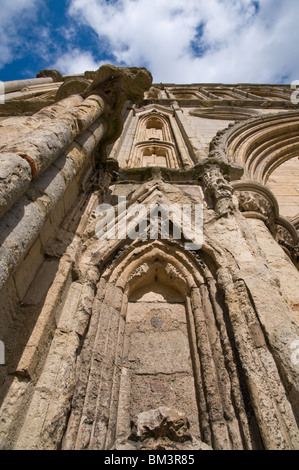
top-left (0, 66), bottom-right (298, 450)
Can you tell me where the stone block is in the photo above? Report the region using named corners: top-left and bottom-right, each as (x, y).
top-left (39, 198), bottom-right (66, 248)
top-left (0, 196), bottom-right (45, 291)
top-left (63, 178), bottom-right (79, 215)
top-left (22, 259), bottom-right (59, 306)
top-left (128, 330), bottom-right (191, 375)
top-left (0, 277), bottom-right (19, 338)
top-left (14, 237), bottom-right (44, 300)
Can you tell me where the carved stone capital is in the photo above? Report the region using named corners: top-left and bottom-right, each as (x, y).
top-left (36, 69), bottom-right (64, 82)
top-left (276, 222), bottom-right (299, 267)
top-left (113, 407), bottom-right (212, 450)
top-left (209, 123), bottom-right (235, 154)
top-left (235, 189), bottom-right (275, 225)
top-left (83, 64), bottom-right (153, 104)
top-left (56, 78), bottom-right (91, 101)
top-left (233, 181), bottom-right (299, 265)
top-left (196, 151), bottom-right (244, 182)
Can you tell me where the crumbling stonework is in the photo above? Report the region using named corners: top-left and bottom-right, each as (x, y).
top-left (116, 407), bottom-right (213, 450)
top-left (0, 69), bottom-right (298, 450)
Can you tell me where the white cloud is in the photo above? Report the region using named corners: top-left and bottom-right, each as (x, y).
top-left (0, 0), bottom-right (41, 69)
top-left (53, 49), bottom-right (104, 75)
top-left (67, 0), bottom-right (299, 83)
top-left (1, 0), bottom-right (298, 84)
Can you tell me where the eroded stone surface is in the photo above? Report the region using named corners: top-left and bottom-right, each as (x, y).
top-left (0, 78), bottom-right (298, 452)
top-left (114, 407), bottom-right (212, 450)
top-left (0, 153), bottom-right (32, 218)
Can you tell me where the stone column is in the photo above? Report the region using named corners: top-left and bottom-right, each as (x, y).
top-left (3, 77), bottom-right (55, 94)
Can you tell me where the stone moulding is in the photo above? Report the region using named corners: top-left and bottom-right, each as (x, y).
top-left (116, 156), bottom-right (243, 186)
top-left (190, 106), bottom-right (260, 121)
top-left (55, 78), bottom-right (92, 102)
top-left (210, 109), bottom-right (299, 183)
top-left (0, 94), bottom-right (105, 220)
top-left (207, 112), bottom-right (299, 263)
top-left (2, 94), bottom-right (105, 178)
top-left (60, 239), bottom-right (258, 450)
top-left (36, 69), bottom-right (64, 83)
top-left (0, 65), bottom-right (153, 307)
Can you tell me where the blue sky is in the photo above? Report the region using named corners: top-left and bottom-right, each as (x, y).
top-left (0, 0), bottom-right (299, 84)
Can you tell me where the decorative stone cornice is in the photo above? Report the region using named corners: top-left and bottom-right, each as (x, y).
top-left (115, 155), bottom-right (243, 185)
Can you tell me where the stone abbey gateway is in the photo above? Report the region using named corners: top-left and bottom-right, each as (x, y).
top-left (0, 65), bottom-right (299, 450)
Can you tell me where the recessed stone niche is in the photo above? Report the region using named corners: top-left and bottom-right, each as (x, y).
top-left (116, 281), bottom-right (201, 442)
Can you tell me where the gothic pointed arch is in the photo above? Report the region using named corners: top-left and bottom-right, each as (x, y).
top-left (111, 104), bottom-right (193, 169)
top-left (219, 111), bottom-right (299, 184)
top-left (61, 238), bottom-right (262, 450)
top-left (129, 110), bottom-right (181, 169)
top-left (212, 111), bottom-right (299, 233)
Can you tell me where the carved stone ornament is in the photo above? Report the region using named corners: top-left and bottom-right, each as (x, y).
top-left (235, 190), bottom-right (275, 223)
top-left (55, 78), bottom-right (91, 101)
top-left (233, 181), bottom-right (299, 265)
top-left (36, 69), bottom-right (64, 82)
top-left (200, 163), bottom-right (237, 215)
top-left (113, 407), bottom-right (213, 450)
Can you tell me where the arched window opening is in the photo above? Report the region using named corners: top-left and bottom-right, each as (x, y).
top-left (145, 117), bottom-right (164, 140)
top-left (60, 241), bottom-right (274, 450)
top-left (120, 278), bottom-right (201, 442)
top-left (172, 92), bottom-right (199, 100)
top-left (142, 146), bottom-right (168, 168)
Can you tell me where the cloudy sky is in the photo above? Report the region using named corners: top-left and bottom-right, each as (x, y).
top-left (0, 0), bottom-right (299, 84)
